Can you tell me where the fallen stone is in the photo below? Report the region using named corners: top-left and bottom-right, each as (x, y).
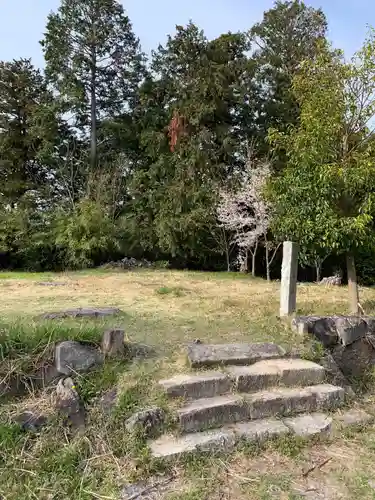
top-left (291, 316), bottom-right (338, 347)
top-left (335, 317), bottom-right (368, 346)
top-left (56, 377), bottom-right (85, 429)
top-left (42, 306), bottom-right (122, 320)
top-left (187, 342), bottom-right (286, 368)
top-left (331, 338), bottom-right (375, 378)
top-left (227, 358), bottom-right (325, 393)
top-left (320, 353), bottom-right (355, 397)
top-left (99, 388), bottom-right (118, 415)
top-left (102, 329), bottom-right (125, 357)
top-left (55, 340), bottom-right (103, 375)
top-left (150, 428), bottom-right (237, 458)
top-left (121, 476), bottom-right (175, 500)
top-left (283, 413), bottom-right (332, 437)
top-left (125, 407), bottom-right (165, 435)
top-left (14, 411), bottom-right (48, 432)
top-left (335, 409), bottom-right (374, 428)
top-left (159, 372), bottom-right (232, 399)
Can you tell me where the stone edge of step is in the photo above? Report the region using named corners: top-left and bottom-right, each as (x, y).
top-left (149, 408), bottom-right (374, 459)
top-left (176, 384), bottom-right (345, 433)
top-left (159, 358), bottom-right (326, 399)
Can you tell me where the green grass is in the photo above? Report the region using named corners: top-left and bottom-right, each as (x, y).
top-left (2, 270), bottom-right (375, 499)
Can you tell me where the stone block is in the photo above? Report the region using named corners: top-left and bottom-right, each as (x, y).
top-left (177, 395), bottom-right (249, 433)
top-left (55, 340), bottom-right (103, 375)
top-left (187, 342), bottom-right (286, 368)
top-left (331, 338), bottom-right (375, 377)
top-left (42, 307), bottom-right (122, 320)
top-left (125, 407), bottom-right (165, 435)
top-left (159, 372), bottom-right (232, 399)
top-left (234, 418), bottom-right (290, 443)
top-left (102, 329), bottom-right (125, 357)
top-left (335, 317), bottom-right (368, 346)
top-left (335, 409), bottom-right (374, 428)
top-left (284, 413), bottom-right (332, 437)
top-left (320, 353), bottom-right (355, 397)
top-left (313, 384), bottom-right (345, 411)
top-left (55, 377), bottom-right (85, 429)
top-left (150, 428), bottom-right (237, 458)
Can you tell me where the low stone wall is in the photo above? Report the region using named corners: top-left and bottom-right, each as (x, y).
top-left (292, 316), bottom-right (375, 378)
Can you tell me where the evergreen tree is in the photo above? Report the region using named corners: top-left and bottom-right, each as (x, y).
top-left (251, 0), bottom-right (328, 158)
top-left (126, 23), bottom-right (255, 260)
top-left (41, 0), bottom-right (145, 170)
top-left (0, 59), bottom-right (59, 204)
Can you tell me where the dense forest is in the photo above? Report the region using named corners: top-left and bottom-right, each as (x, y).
top-left (1, 0), bottom-right (375, 288)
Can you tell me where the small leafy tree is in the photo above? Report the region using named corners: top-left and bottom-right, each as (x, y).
top-left (268, 32), bottom-right (375, 313)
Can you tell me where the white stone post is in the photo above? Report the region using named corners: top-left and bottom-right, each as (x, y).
top-left (280, 241), bottom-right (299, 317)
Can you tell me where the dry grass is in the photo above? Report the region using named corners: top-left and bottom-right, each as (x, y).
top-left (2, 270), bottom-right (375, 499)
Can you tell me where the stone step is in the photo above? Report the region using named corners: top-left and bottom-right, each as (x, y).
top-left (159, 358), bottom-right (325, 400)
top-left (177, 384), bottom-right (344, 433)
top-left (149, 412), bottom-right (331, 459)
top-left (187, 342), bottom-right (286, 368)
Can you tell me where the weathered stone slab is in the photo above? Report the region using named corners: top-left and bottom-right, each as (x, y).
top-left (14, 411), bottom-right (48, 432)
top-left (178, 395), bottom-right (248, 433)
top-left (176, 384), bottom-right (344, 433)
top-left (150, 428), bottom-right (237, 458)
top-left (248, 386), bottom-right (316, 419)
top-left (55, 377), bottom-right (85, 429)
top-left (159, 372), bottom-right (232, 399)
top-left (102, 329), bottom-right (125, 357)
top-left (280, 241), bottom-right (299, 317)
top-left (332, 339), bottom-right (375, 378)
top-left (187, 343), bottom-right (286, 368)
top-left (234, 418), bottom-right (290, 443)
top-left (335, 317), bottom-right (368, 346)
top-left (291, 316), bottom-right (339, 346)
top-left (125, 407), bottom-right (165, 435)
top-left (313, 383), bottom-right (345, 411)
top-left (284, 413), bottom-right (332, 437)
top-left (320, 353), bottom-right (355, 397)
top-left (228, 358), bottom-right (325, 393)
top-left (42, 307), bottom-right (122, 320)
top-left (55, 341), bottom-right (103, 375)
top-left (335, 409), bottom-right (374, 428)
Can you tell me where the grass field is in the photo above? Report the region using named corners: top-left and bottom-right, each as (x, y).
top-left (2, 270), bottom-right (375, 499)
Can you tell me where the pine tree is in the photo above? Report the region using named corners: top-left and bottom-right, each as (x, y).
top-left (41, 0), bottom-right (145, 171)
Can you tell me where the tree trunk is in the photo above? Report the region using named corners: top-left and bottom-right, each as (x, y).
top-left (315, 261), bottom-right (321, 283)
top-left (265, 244), bottom-right (270, 281)
top-left (251, 242), bottom-right (258, 277)
top-left (90, 46), bottom-right (97, 172)
top-left (346, 252), bottom-right (359, 315)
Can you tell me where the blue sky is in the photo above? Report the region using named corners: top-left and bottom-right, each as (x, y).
top-left (0, 0), bottom-right (374, 67)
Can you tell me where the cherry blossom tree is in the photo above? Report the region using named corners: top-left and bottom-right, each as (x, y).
top-left (217, 155), bottom-right (280, 279)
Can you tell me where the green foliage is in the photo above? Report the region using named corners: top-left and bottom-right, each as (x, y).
top-left (0, 59), bottom-right (60, 202)
top-left (54, 199), bottom-right (121, 268)
top-left (268, 34), bottom-right (375, 257)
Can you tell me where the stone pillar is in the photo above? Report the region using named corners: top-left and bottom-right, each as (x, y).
top-left (280, 241), bottom-right (299, 317)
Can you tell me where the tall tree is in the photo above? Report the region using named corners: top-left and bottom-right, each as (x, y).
top-left (251, 0), bottom-right (328, 158)
top-left (41, 0), bottom-right (144, 171)
top-left (126, 23), bottom-right (255, 261)
top-left (268, 33), bottom-right (375, 313)
top-left (0, 58), bottom-right (59, 204)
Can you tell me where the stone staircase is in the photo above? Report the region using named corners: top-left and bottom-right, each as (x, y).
top-left (149, 343), bottom-right (347, 459)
